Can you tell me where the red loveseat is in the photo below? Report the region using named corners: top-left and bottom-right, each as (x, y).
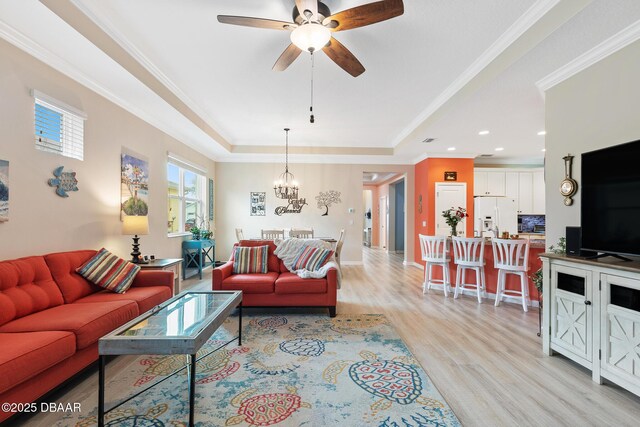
top-left (212, 240), bottom-right (337, 317)
top-left (0, 250), bottom-right (173, 423)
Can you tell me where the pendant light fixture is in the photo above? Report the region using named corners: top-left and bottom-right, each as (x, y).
top-left (274, 128), bottom-right (299, 200)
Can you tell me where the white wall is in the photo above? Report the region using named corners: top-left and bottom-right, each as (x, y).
top-left (0, 39), bottom-right (215, 260)
top-left (215, 163), bottom-right (414, 263)
top-left (545, 40), bottom-right (640, 247)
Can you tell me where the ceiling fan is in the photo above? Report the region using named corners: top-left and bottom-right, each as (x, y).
top-left (217, 0), bottom-right (404, 77)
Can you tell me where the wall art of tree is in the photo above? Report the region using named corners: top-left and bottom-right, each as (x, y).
top-left (316, 190), bottom-right (342, 216)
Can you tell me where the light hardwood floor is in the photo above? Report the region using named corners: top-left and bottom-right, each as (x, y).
top-left (15, 247), bottom-right (640, 426)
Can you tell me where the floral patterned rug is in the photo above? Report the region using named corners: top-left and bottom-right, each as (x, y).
top-left (57, 314), bottom-right (460, 427)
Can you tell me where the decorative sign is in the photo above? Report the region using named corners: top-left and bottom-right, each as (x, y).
top-left (0, 159), bottom-right (8, 221)
top-left (444, 171), bottom-right (457, 181)
top-left (275, 198), bottom-right (307, 216)
top-left (121, 148), bottom-right (149, 217)
top-left (48, 166), bottom-right (78, 198)
top-left (418, 194), bottom-right (423, 214)
top-left (250, 192), bottom-right (266, 216)
top-left (209, 178), bottom-right (214, 220)
top-left (315, 190), bottom-right (342, 216)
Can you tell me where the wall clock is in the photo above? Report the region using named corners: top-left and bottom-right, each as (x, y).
top-left (560, 155), bottom-right (577, 206)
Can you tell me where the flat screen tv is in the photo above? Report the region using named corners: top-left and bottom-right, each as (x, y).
top-left (581, 139), bottom-right (640, 257)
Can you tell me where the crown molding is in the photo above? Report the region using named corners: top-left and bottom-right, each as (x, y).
top-left (68, 0), bottom-right (231, 144)
top-left (392, 0), bottom-right (562, 147)
top-left (0, 20), bottom-right (220, 160)
top-left (411, 152), bottom-right (479, 165)
top-left (536, 19), bottom-right (640, 92)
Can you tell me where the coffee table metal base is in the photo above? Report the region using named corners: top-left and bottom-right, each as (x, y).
top-left (98, 306), bottom-right (242, 427)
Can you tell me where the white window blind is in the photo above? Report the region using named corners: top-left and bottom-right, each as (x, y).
top-left (33, 91), bottom-right (86, 161)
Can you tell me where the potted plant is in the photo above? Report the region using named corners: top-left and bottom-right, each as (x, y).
top-left (190, 226), bottom-right (201, 240)
top-left (442, 207), bottom-right (468, 236)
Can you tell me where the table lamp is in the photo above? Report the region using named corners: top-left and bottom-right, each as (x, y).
top-left (123, 215), bottom-right (149, 264)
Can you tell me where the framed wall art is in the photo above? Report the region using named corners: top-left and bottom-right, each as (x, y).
top-left (121, 148), bottom-right (149, 218)
top-left (0, 159), bottom-right (8, 222)
top-left (444, 171), bottom-right (457, 181)
top-left (250, 192), bottom-right (266, 216)
top-left (209, 178), bottom-right (214, 221)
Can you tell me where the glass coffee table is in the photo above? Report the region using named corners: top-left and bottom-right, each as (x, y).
top-left (98, 291), bottom-right (242, 427)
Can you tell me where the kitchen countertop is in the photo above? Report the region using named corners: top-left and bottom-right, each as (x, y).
top-left (478, 238), bottom-right (546, 249)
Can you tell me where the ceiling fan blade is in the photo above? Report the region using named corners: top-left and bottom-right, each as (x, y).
top-left (217, 15), bottom-right (297, 31)
top-left (273, 44), bottom-right (303, 71)
top-left (322, 37), bottom-right (365, 77)
top-left (323, 0), bottom-right (404, 32)
top-left (295, 0), bottom-right (318, 20)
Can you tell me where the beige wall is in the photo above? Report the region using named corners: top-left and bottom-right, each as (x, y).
top-left (545, 40), bottom-right (640, 247)
top-left (0, 38), bottom-right (215, 261)
top-left (216, 163), bottom-right (414, 263)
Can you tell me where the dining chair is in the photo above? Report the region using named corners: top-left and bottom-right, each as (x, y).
top-left (452, 236), bottom-right (486, 303)
top-left (289, 228), bottom-right (314, 238)
top-left (261, 229), bottom-right (285, 240)
top-left (418, 234), bottom-right (451, 296)
top-left (335, 229), bottom-right (345, 267)
top-left (235, 228), bottom-right (244, 242)
top-left (492, 238), bottom-right (530, 311)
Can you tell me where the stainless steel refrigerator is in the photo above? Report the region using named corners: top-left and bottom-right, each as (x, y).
top-left (473, 197), bottom-right (518, 237)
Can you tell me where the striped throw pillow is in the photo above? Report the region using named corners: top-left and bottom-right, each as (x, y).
top-left (76, 248), bottom-right (140, 293)
top-left (233, 245), bottom-right (269, 274)
top-left (292, 246), bottom-right (333, 271)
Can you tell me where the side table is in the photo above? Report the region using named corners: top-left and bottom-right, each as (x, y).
top-left (182, 239), bottom-right (215, 280)
top-left (137, 258), bottom-right (183, 295)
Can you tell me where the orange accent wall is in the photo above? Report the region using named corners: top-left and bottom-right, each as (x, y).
top-left (414, 158), bottom-right (475, 264)
top-left (363, 185), bottom-right (379, 247)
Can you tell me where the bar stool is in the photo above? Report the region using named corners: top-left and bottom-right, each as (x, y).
top-left (418, 234), bottom-right (451, 296)
top-left (492, 238), bottom-right (530, 312)
top-left (452, 236), bottom-right (486, 303)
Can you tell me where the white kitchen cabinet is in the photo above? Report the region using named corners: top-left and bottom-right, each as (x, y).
top-left (474, 168), bottom-right (545, 214)
top-left (542, 254), bottom-right (640, 396)
top-left (533, 170), bottom-right (545, 214)
top-left (474, 171), bottom-right (505, 196)
top-left (517, 172), bottom-right (534, 214)
top-left (505, 172), bottom-right (518, 199)
top-left (474, 171), bottom-right (487, 196)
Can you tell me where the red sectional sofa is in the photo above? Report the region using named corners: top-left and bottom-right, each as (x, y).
top-left (213, 240), bottom-right (337, 317)
top-left (0, 250), bottom-right (173, 423)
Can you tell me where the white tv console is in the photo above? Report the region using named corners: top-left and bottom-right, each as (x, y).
top-left (541, 253), bottom-right (640, 397)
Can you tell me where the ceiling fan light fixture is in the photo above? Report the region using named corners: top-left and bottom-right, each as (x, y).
top-left (290, 23), bottom-right (331, 52)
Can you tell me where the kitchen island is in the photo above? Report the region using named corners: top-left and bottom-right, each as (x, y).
top-left (425, 239), bottom-right (545, 303)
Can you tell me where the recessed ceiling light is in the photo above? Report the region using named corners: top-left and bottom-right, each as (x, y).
top-left (495, 147), bottom-right (504, 151)
top-left (542, 148), bottom-right (546, 152)
top-left (478, 130), bottom-right (490, 136)
top-left (538, 131), bottom-right (546, 136)
top-left (447, 147), bottom-right (456, 151)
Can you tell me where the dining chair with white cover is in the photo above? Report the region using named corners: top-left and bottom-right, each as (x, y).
top-left (335, 229), bottom-right (345, 267)
top-left (235, 228), bottom-right (244, 242)
top-left (261, 229), bottom-right (285, 240)
top-left (289, 228), bottom-right (314, 238)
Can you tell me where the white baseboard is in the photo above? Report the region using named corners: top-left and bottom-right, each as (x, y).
top-left (404, 261), bottom-right (423, 269)
top-left (341, 261), bottom-right (364, 266)
top-left (423, 283), bottom-right (540, 308)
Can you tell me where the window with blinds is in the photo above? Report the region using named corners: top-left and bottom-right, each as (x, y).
top-left (34, 91), bottom-right (86, 161)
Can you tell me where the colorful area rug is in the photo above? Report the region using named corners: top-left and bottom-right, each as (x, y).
top-left (57, 314), bottom-right (460, 426)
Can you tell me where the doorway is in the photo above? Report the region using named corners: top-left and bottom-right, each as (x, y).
top-left (435, 183), bottom-right (467, 236)
top-left (379, 196), bottom-right (387, 249)
top-left (393, 179), bottom-right (405, 252)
